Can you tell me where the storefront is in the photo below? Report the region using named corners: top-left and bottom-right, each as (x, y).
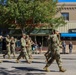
top-left (30, 29), bottom-right (52, 46)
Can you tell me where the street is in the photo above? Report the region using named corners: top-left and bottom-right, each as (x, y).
top-left (0, 54), bottom-right (76, 75)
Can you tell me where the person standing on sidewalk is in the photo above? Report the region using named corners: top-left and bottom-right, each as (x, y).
top-left (43, 30), bottom-right (66, 72)
top-left (38, 42), bottom-right (42, 54)
top-left (69, 41), bottom-right (73, 53)
top-left (62, 41), bottom-right (66, 54)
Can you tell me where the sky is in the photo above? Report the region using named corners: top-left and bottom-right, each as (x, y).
top-left (58, 0), bottom-right (76, 2)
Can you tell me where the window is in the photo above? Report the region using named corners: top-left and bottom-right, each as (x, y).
top-left (61, 13), bottom-right (69, 21)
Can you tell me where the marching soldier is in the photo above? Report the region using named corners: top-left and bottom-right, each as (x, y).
top-left (26, 35), bottom-right (32, 59)
top-left (11, 37), bottom-right (16, 58)
top-left (3, 35), bottom-right (11, 59)
top-left (43, 30), bottom-right (66, 72)
top-left (0, 36), bottom-right (3, 63)
top-left (16, 33), bottom-right (31, 63)
top-left (44, 35), bottom-right (51, 62)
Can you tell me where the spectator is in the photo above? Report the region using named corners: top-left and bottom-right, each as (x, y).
top-left (38, 42), bottom-right (42, 54)
top-left (69, 41), bottom-right (73, 53)
top-left (62, 41), bottom-right (66, 54)
top-left (34, 42), bottom-right (38, 54)
top-left (31, 43), bottom-right (35, 54)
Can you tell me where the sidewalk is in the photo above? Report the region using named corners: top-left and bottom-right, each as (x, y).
top-left (42, 46), bottom-right (76, 54)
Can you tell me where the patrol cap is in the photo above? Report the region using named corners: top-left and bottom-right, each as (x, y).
top-left (51, 29), bottom-right (55, 34)
top-left (0, 36), bottom-right (2, 39)
top-left (11, 36), bottom-right (14, 39)
top-left (22, 33), bottom-right (26, 36)
top-left (55, 30), bottom-right (60, 34)
top-left (51, 29), bottom-right (59, 34)
top-left (6, 34), bottom-right (10, 37)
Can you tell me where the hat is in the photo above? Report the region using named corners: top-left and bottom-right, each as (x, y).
top-left (6, 35), bottom-right (9, 37)
top-left (22, 33), bottom-right (26, 36)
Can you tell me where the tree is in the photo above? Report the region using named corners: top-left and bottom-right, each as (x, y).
top-left (0, 0), bottom-right (66, 34)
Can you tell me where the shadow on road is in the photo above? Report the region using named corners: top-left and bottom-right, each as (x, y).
top-left (26, 73), bottom-right (46, 75)
top-left (12, 66), bottom-right (59, 72)
top-left (0, 67), bottom-right (28, 75)
top-left (0, 67), bottom-right (59, 75)
top-left (2, 60), bottom-right (16, 63)
top-left (0, 68), bottom-right (8, 75)
top-left (12, 67), bottom-right (44, 72)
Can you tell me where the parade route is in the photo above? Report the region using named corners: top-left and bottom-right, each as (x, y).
top-left (0, 54), bottom-right (76, 75)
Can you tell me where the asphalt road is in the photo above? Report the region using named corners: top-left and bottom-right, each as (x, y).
top-left (0, 54), bottom-right (76, 75)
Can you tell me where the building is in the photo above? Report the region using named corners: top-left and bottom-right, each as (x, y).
top-left (56, 2), bottom-right (76, 40)
top-left (31, 2), bottom-right (76, 46)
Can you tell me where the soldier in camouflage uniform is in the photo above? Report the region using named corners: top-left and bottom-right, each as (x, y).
top-left (44, 35), bottom-right (51, 62)
top-left (3, 35), bottom-right (11, 59)
top-left (11, 37), bottom-right (16, 58)
top-left (0, 36), bottom-right (3, 63)
top-left (43, 30), bottom-right (66, 72)
top-left (16, 34), bottom-right (31, 63)
top-left (26, 35), bottom-right (32, 59)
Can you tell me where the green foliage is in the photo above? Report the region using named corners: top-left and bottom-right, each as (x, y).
top-left (0, 0), bottom-right (66, 34)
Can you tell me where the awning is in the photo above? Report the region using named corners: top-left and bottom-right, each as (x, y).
top-left (30, 29), bottom-right (52, 36)
top-left (61, 33), bottom-right (76, 37)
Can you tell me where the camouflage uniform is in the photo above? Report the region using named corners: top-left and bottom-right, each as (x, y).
top-left (11, 37), bottom-right (16, 58)
top-left (5, 35), bottom-right (11, 59)
top-left (44, 34), bottom-right (66, 72)
top-left (16, 34), bottom-right (30, 63)
top-left (0, 36), bottom-right (3, 62)
top-left (44, 35), bottom-right (51, 62)
top-left (26, 37), bottom-right (32, 59)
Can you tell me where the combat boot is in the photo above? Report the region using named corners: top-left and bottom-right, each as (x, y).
top-left (0, 60), bottom-right (2, 63)
top-left (27, 60), bottom-right (32, 64)
top-left (59, 66), bottom-right (66, 72)
top-left (16, 59), bottom-right (20, 63)
top-left (43, 66), bottom-right (50, 72)
top-left (3, 55), bottom-right (5, 59)
top-left (29, 56), bottom-right (33, 59)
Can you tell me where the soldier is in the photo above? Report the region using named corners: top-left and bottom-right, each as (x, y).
top-left (16, 33), bottom-right (31, 63)
top-left (26, 35), bottom-right (32, 59)
top-left (44, 35), bottom-right (51, 62)
top-left (11, 37), bottom-right (16, 58)
top-left (3, 35), bottom-right (11, 59)
top-left (45, 32), bottom-right (62, 63)
top-left (0, 36), bottom-right (3, 63)
top-left (43, 30), bottom-right (66, 72)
